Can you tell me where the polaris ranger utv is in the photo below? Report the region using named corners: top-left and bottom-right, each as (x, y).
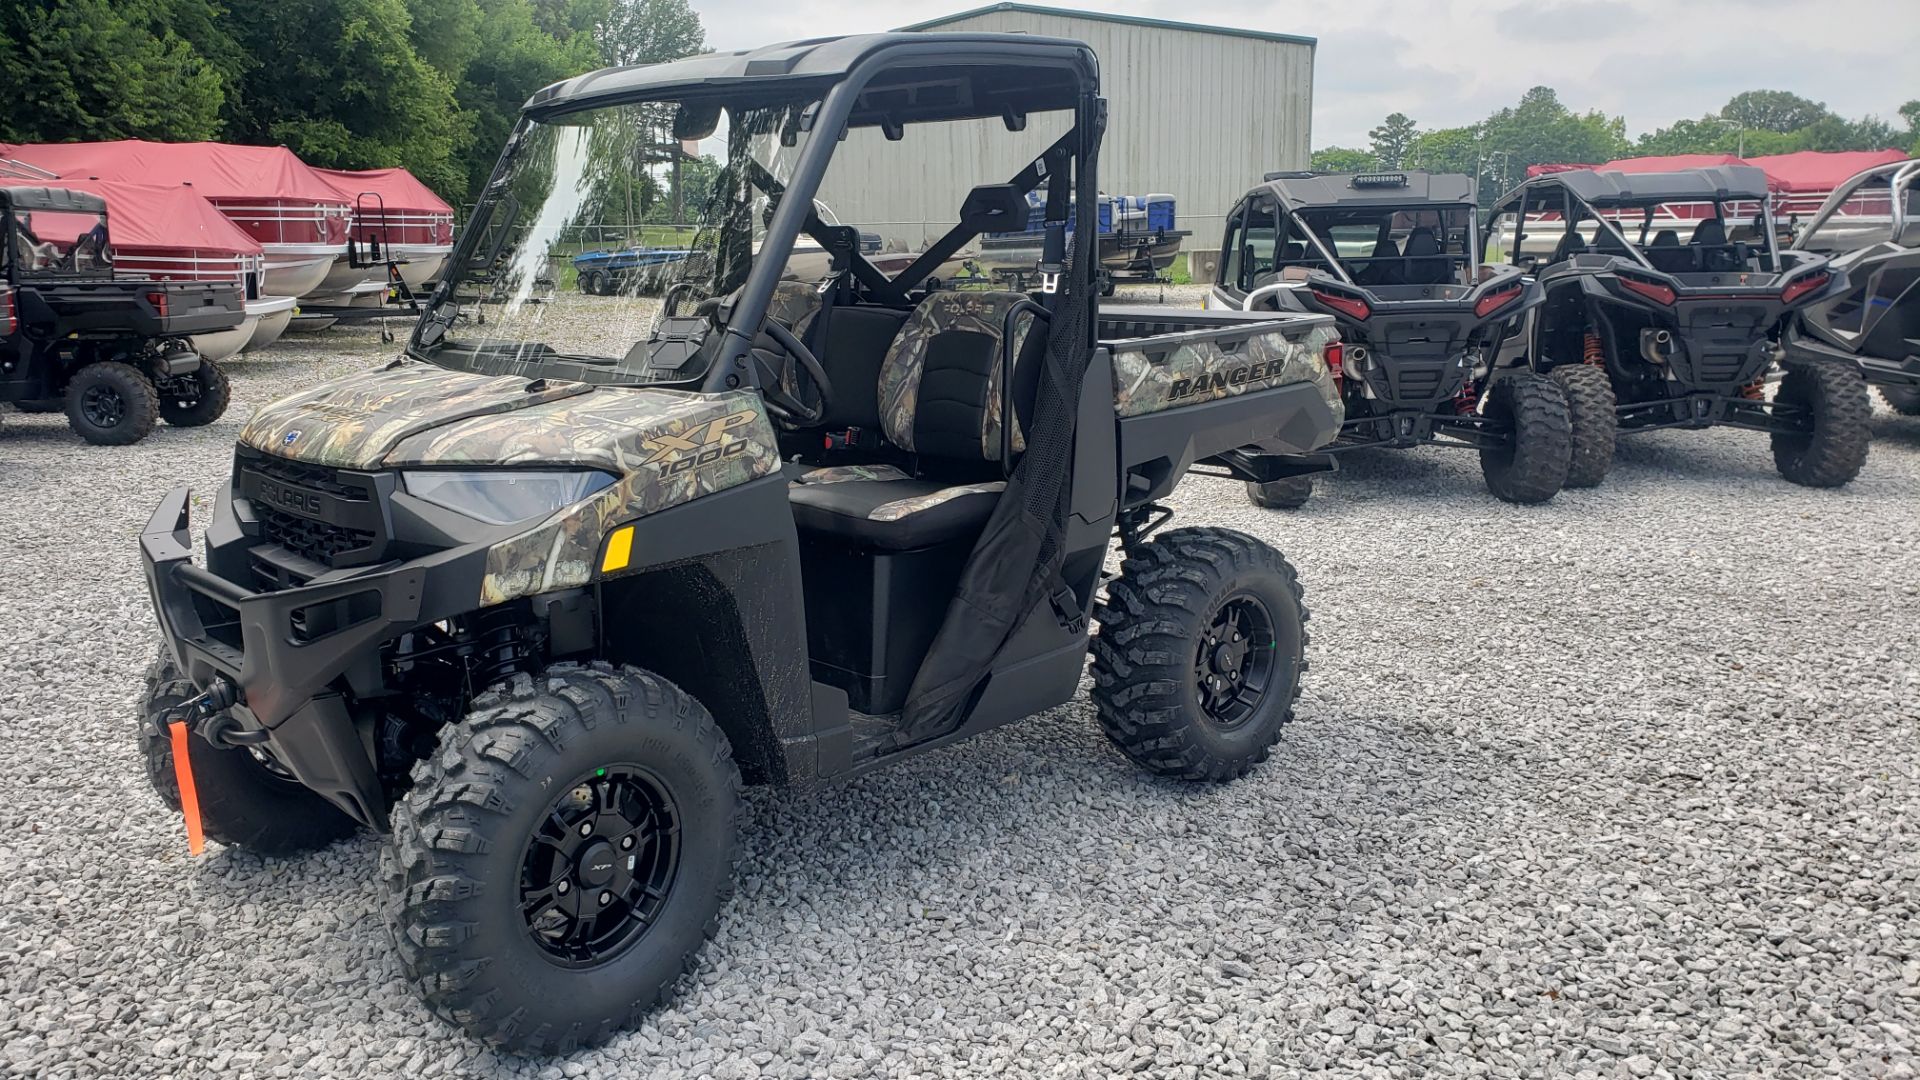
top-left (1, 186), bottom-right (243, 444)
top-left (136, 34), bottom-right (1341, 1051)
top-left (1782, 157), bottom-right (1920, 415)
top-left (1211, 170), bottom-right (1569, 507)
top-left (1488, 166), bottom-right (1869, 488)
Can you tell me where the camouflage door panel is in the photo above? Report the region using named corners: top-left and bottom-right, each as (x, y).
top-left (1111, 322), bottom-right (1343, 421)
top-left (239, 363), bottom-right (592, 469)
top-left (467, 390), bottom-right (780, 606)
top-left (877, 290), bottom-right (1035, 457)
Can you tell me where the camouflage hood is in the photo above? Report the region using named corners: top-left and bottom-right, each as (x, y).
top-left (239, 364), bottom-right (597, 469)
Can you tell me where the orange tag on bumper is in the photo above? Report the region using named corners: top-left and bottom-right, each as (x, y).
top-left (169, 720), bottom-right (206, 856)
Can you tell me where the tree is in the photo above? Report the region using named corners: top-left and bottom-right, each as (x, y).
top-left (224, 0), bottom-right (469, 196)
top-left (0, 0), bottom-right (234, 143)
top-left (1310, 147), bottom-right (1377, 172)
top-left (1720, 90), bottom-right (1833, 134)
top-left (1367, 113), bottom-right (1418, 169)
top-left (453, 0), bottom-right (601, 196)
top-left (592, 0), bottom-right (704, 67)
top-left (405, 0), bottom-right (484, 80)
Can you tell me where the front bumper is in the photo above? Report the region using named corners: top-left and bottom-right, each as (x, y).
top-left (140, 485), bottom-right (479, 826)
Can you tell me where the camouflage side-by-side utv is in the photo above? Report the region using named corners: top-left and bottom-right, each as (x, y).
top-left (137, 33), bottom-right (1343, 1051)
top-left (1210, 170), bottom-right (1570, 508)
top-left (1488, 166), bottom-right (1870, 489)
top-left (1783, 157), bottom-right (1920, 415)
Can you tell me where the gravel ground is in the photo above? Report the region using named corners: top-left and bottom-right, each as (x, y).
top-left (1, 305), bottom-right (1916, 1080)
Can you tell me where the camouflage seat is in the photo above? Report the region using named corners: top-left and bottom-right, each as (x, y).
top-left (787, 290), bottom-right (1038, 550)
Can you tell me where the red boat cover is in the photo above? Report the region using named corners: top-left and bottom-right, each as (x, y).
top-left (1743, 150), bottom-right (1912, 193)
top-left (1528, 154), bottom-right (1754, 180)
top-left (0, 140), bottom-right (349, 205)
top-left (0, 177), bottom-right (261, 254)
top-left (314, 167), bottom-right (453, 215)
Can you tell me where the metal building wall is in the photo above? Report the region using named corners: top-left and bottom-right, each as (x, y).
top-left (812, 6), bottom-right (1313, 255)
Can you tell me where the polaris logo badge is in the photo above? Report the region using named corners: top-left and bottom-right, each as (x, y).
top-left (256, 479), bottom-right (325, 516)
top-left (1168, 359), bottom-right (1290, 402)
top-left (283, 431), bottom-right (301, 446)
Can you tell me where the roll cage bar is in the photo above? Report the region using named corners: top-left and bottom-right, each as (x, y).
top-left (1798, 158), bottom-right (1920, 246)
top-left (1496, 179), bottom-right (1782, 274)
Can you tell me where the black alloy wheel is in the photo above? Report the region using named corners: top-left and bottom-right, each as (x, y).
top-left (519, 764), bottom-right (683, 968)
top-left (1193, 594), bottom-right (1278, 731)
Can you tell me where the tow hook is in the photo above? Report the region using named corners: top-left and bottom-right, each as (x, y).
top-left (156, 677), bottom-right (240, 742)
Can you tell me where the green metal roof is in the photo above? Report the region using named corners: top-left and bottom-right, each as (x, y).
top-left (896, 3), bottom-right (1316, 48)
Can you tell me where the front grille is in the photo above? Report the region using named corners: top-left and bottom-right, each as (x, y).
top-left (247, 454), bottom-right (368, 500)
top-left (258, 507), bottom-right (376, 565)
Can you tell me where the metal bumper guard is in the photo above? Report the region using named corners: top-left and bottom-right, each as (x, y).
top-left (141, 485), bottom-right (431, 827)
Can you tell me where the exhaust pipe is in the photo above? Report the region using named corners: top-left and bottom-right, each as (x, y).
top-left (1639, 328), bottom-right (1673, 365)
top-left (1345, 344), bottom-right (1370, 371)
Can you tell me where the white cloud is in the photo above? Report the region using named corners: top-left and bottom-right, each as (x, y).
top-left (691, 0), bottom-right (1919, 147)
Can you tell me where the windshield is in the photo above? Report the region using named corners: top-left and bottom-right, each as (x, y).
top-left (415, 94), bottom-right (825, 381)
top-left (7, 206), bottom-right (112, 279)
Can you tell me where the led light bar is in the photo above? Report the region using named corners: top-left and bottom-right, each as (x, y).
top-left (1351, 173), bottom-right (1410, 188)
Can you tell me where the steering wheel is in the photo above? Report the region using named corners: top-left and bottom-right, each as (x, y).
top-left (757, 320), bottom-right (834, 425)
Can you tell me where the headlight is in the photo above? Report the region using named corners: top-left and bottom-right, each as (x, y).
top-left (401, 470), bottom-right (616, 525)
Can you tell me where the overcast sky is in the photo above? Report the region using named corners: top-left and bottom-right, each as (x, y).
top-left (693, 0), bottom-right (1919, 148)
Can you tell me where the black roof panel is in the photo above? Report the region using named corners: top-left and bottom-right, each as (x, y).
top-left (1253, 171), bottom-right (1476, 211)
top-left (0, 186), bottom-right (108, 214)
top-left (1493, 166), bottom-right (1773, 212)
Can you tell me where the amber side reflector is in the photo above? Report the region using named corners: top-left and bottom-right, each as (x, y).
top-left (601, 525), bottom-right (634, 573)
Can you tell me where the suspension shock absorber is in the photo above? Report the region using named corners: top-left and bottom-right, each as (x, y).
top-left (1583, 331), bottom-right (1605, 367)
top-left (469, 605), bottom-right (537, 689)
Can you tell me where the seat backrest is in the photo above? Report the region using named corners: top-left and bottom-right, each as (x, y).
top-left (877, 291), bottom-right (1037, 460)
top-left (1590, 226), bottom-right (1631, 257)
top-left (1549, 230), bottom-right (1588, 264)
top-left (765, 279), bottom-right (824, 339)
top-left (1402, 228), bottom-right (1448, 284)
top-left (1646, 229), bottom-right (1689, 273)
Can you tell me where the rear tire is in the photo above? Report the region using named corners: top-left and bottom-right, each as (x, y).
top-left (159, 361), bottom-right (231, 427)
top-left (1878, 384), bottom-right (1920, 416)
top-left (137, 652), bottom-right (359, 855)
top-left (1549, 364), bottom-right (1618, 488)
top-left (66, 362), bottom-right (158, 445)
top-left (384, 662), bottom-right (741, 1053)
top-left (1090, 527), bottom-right (1307, 783)
top-left (1772, 359), bottom-right (1870, 488)
top-left (1245, 475), bottom-right (1314, 509)
top-left (1478, 373), bottom-right (1571, 504)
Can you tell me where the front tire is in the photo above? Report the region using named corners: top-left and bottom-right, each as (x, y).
top-left (159, 361), bottom-right (231, 427)
top-left (384, 662), bottom-right (741, 1053)
top-left (1772, 359), bottom-right (1870, 488)
top-left (1549, 363), bottom-right (1618, 488)
top-left (1878, 384), bottom-right (1920, 416)
top-left (66, 362), bottom-right (158, 445)
top-left (137, 652), bottom-right (359, 855)
top-left (1245, 475), bottom-right (1313, 509)
top-left (1091, 528), bottom-right (1307, 782)
top-left (1478, 373), bottom-right (1571, 504)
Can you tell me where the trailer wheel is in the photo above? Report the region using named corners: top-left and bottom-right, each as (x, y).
top-left (1478, 373), bottom-right (1571, 504)
top-left (1245, 475), bottom-right (1314, 509)
top-left (65, 362), bottom-right (158, 446)
top-left (384, 662), bottom-right (741, 1053)
top-left (1878, 385), bottom-right (1920, 416)
top-left (1772, 359), bottom-right (1870, 488)
top-left (159, 361), bottom-right (231, 427)
top-left (1090, 527), bottom-right (1307, 783)
top-left (581, 270), bottom-right (607, 295)
top-left (137, 651), bottom-right (359, 855)
top-left (1548, 364), bottom-right (1617, 488)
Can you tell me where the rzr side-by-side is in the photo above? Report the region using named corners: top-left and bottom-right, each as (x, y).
top-left (1210, 170), bottom-right (1571, 507)
top-left (1489, 166), bottom-right (1870, 488)
top-left (136, 34), bottom-right (1343, 1052)
top-left (1783, 157), bottom-right (1920, 415)
top-left (1, 187), bottom-right (243, 444)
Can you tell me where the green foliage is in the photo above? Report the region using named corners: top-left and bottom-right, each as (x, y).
top-left (0, 0), bottom-right (235, 142)
top-left (0, 0), bottom-right (708, 206)
top-left (592, 0), bottom-right (704, 67)
top-left (223, 0), bottom-right (469, 196)
top-left (1720, 90), bottom-right (1832, 134)
top-left (1310, 147), bottom-right (1379, 173)
top-left (1367, 113), bottom-right (1418, 169)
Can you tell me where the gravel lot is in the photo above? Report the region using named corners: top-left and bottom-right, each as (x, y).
top-left (1, 298), bottom-right (1916, 1079)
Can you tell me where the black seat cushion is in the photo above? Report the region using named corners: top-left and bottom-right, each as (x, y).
top-left (789, 469), bottom-right (1003, 550)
